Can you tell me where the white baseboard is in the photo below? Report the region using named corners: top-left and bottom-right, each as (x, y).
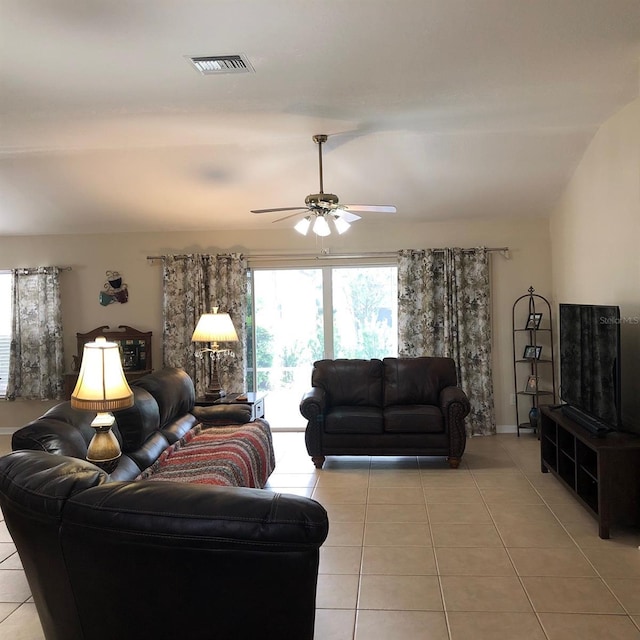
top-left (0, 427), bottom-right (16, 436)
top-left (496, 424), bottom-right (517, 434)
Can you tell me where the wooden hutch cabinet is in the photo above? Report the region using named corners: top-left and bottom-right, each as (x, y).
top-left (63, 325), bottom-right (152, 400)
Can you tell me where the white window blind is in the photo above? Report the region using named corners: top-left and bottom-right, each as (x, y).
top-left (0, 272), bottom-right (12, 397)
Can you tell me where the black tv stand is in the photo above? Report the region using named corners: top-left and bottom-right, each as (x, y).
top-left (560, 404), bottom-right (612, 437)
top-left (540, 406), bottom-right (640, 538)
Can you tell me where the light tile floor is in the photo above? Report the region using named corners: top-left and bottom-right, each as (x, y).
top-left (2, 432), bottom-right (640, 639)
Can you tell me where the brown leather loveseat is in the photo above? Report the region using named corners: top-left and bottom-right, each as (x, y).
top-left (300, 357), bottom-right (470, 468)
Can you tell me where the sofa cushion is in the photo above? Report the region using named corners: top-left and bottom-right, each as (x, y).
top-left (383, 405), bottom-right (444, 433)
top-left (383, 357), bottom-right (458, 407)
top-left (312, 359), bottom-right (384, 408)
top-left (325, 407), bottom-right (384, 434)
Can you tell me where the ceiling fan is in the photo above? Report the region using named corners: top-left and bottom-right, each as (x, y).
top-left (251, 134), bottom-right (396, 236)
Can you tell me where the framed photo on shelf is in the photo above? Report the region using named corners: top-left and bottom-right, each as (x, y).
top-left (526, 312), bottom-right (542, 330)
top-left (120, 343), bottom-right (142, 371)
top-left (523, 345), bottom-right (542, 360)
top-left (524, 375), bottom-right (538, 394)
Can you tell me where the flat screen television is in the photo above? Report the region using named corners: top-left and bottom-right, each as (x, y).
top-left (559, 303), bottom-right (621, 430)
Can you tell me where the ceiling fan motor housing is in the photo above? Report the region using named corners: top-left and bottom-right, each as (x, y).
top-left (305, 193), bottom-right (339, 208)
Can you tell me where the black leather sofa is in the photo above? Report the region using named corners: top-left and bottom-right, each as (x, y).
top-left (300, 357), bottom-right (470, 468)
top-left (10, 367), bottom-right (253, 482)
top-left (0, 368), bottom-right (329, 640)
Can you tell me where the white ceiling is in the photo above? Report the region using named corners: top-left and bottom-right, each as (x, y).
top-left (1, 0), bottom-right (639, 236)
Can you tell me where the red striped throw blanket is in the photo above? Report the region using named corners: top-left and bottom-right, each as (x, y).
top-left (136, 419), bottom-right (275, 488)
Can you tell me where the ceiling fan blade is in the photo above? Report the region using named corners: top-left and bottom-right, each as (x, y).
top-left (272, 210), bottom-right (311, 223)
top-left (341, 204), bottom-right (397, 214)
top-left (251, 207), bottom-right (309, 214)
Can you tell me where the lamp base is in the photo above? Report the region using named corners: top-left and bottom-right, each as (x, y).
top-left (87, 413), bottom-right (122, 474)
top-left (204, 388), bottom-right (226, 400)
top-left (87, 453), bottom-right (121, 474)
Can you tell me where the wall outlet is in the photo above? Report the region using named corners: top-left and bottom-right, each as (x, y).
top-left (509, 394), bottom-right (516, 405)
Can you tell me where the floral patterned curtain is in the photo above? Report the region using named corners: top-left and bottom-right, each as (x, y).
top-left (6, 267), bottom-right (64, 400)
top-left (398, 248), bottom-right (496, 435)
top-left (162, 253), bottom-right (247, 397)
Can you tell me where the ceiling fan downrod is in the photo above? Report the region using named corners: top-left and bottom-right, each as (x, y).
top-left (313, 134), bottom-right (327, 194)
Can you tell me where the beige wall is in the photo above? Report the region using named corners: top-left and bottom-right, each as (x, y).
top-left (550, 97), bottom-right (640, 431)
top-left (4, 103), bottom-right (638, 436)
top-left (0, 216), bottom-right (551, 432)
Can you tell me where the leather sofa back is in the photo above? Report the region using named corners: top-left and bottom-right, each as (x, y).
top-left (383, 357), bottom-right (458, 406)
top-left (309, 357), bottom-right (459, 409)
top-left (11, 402), bottom-right (98, 458)
top-left (312, 359), bottom-right (384, 407)
top-left (132, 367), bottom-right (195, 429)
top-left (113, 387), bottom-right (160, 452)
top-left (11, 368), bottom-right (198, 481)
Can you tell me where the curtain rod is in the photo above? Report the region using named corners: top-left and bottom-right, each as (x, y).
top-left (147, 247), bottom-right (509, 262)
top-left (12, 266), bottom-right (72, 273)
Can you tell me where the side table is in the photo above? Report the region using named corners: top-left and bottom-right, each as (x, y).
top-left (195, 392), bottom-right (265, 421)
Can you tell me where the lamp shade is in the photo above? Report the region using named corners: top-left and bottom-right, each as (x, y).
top-left (191, 308), bottom-right (239, 343)
top-left (71, 337), bottom-right (134, 412)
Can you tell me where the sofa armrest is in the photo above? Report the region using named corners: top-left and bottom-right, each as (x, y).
top-left (191, 403), bottom-right (252, 426)
top-left (300, 387), bottom-right (326, 421)
top-left (439, 386), bottom-right (470, 463)
top-left (439, 386), bottom-right (471, 417)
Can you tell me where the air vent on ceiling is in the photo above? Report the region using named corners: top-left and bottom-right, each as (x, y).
top-left (187, 54), bottom-right (254, 75)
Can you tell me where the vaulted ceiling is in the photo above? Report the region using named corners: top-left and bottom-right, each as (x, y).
top-left (1, 0), bottom-right (639, 235)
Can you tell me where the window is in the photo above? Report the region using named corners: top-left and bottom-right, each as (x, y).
top-left (0, 272), bottom-right (11, 397)
top-left (332, 266), bottom-right (397, 359)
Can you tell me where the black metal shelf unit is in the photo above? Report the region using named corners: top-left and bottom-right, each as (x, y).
top-left (512, 287), bottom-right (556, 436)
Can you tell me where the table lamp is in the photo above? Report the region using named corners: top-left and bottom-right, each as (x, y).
top-left (71, 336), bottom-right (134, 472)
top-left (191, 308), bottom-right (239, 400)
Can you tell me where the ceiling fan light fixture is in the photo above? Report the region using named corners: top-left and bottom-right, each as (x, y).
top-left (312, 215), bottom-right (331, 237)
top-left (333, 216), bottom-right (351, 234)
top-left (294, 216), bottom-right (311, 235)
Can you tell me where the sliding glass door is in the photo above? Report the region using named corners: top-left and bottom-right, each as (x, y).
top-left (248, 269), bottom-right (324, 430)
top-left (248, 265), bottom-right (397, 430)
